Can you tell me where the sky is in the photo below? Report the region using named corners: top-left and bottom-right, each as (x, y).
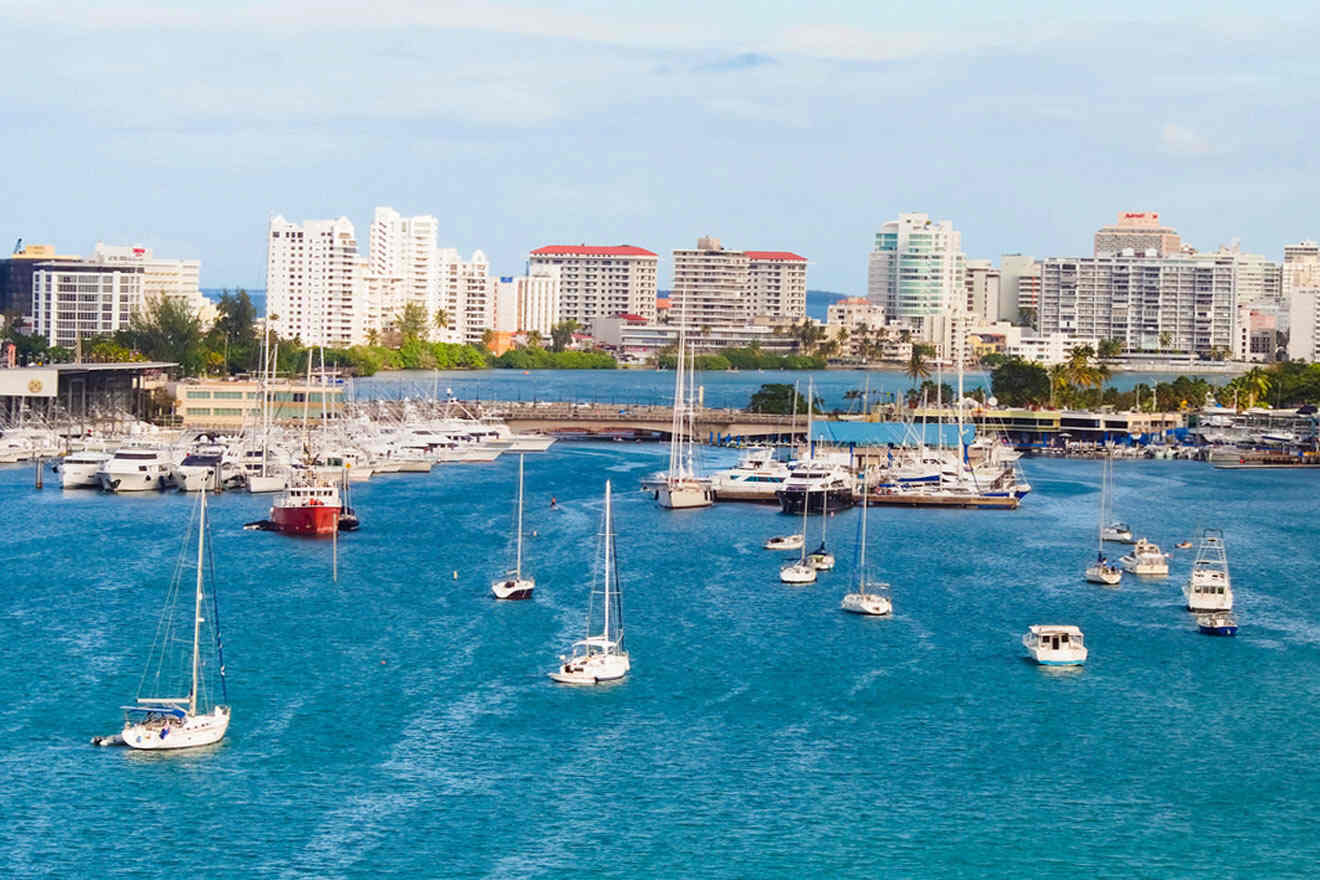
top-left (1, 1), bottom-right (1317, 292)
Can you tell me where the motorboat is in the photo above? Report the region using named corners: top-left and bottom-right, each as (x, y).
top-left (1102, 522), bottom-right (1136, 544)
top-left (549, 481), bottom-right (629, 685)
top-left (96, 446), bottom-right (177, 492)
top-left (764, 533), bottom-right (804, 551)
top-left (491, 455), bottom-right (535, 600)
top-left (269, 484), bottom-right (342, 536)
top-left (1120, 538), bottom-right (1169, 576)
top-left (1196, 611), bottom-right (1239, 636)
top-left (174, 446), bottom-right (246, 492)
top-left (709, 447), bottom-right (791, 502)
top-left (1184, 529), bottom-right (1232, 611)
top-left (1022, 625), bottom-right (1087, 666)
top-left (115, 489), bottom-right (231, 750)
top-left (57, 451), bottom-right (110, 489)
top-left (775, 463), bottom-right (855, 514)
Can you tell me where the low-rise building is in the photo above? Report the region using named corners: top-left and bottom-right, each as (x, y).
top-left (170, 376), bottom-right (345, 429)
top-left (587, 315), bottom-right (798, 364)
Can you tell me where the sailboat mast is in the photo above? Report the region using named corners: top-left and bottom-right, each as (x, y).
top-left (515, 454), bottom-right (525, 578)
top-left (603, 481), bottom-right (613, 641)
top-left (800, 488), bottom-right (810, 564)
top-left (859, 469), bottom-right (869, 594)
top-left (806, 377), bottom-right (814, 460)
top-left (190, 490), bottom-right (206, 716)
top-left (669, 330), bottom-right (685, 479)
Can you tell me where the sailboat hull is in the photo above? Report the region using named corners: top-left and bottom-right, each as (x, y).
top-left (657, 482), bottom-right (713, 509)
top-left (548, 653), bottom-right (630, 684)
top-left (777, 487), bottom-right (854, 515)
top-left (247, 474), bottom-right (288, 493)
top-left (841, 593), bottom-right (892, 616)
top-left (123, 707), bottom-right (230, 750)
top-left (491, 578), bottom-right (535, 600)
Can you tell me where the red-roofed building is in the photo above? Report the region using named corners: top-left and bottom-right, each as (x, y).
top-left (528, 244), bottom-right (658, 324)
top-left (670, 236), bottom-right (807, 327)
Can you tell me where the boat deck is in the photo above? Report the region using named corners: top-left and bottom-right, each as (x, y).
top-left (865, 492), bottom-right (1020, 510)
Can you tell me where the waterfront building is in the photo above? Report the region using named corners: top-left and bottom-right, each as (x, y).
top-left (170, 376), bottom-right (344, 429)
top-left (369, 207), bottom-right (441, 318)
top-left (1287, 290), bottom-right (1320, 362)
top-left (1094, 212), bottom-right (1182, 257)
top-left (866, 213), bottom-right (966, 320)
top-left (588, 314), bottom-right (796, 364)
top-left (30, 258), bottom-right (144, 349)
top-left (265, 215), bottom-right (360, 348)
top-left (1038, 253), bottom-right (1235, 357)
top-left (998, 254), bottom-right (1037, 325)
top-left (528, 244), bottom-right (658, 325)
top-left (964, 259), bottom-right (1001, 323)
top-left (1236, 305), bottom-right (1280, 363)
top-left (825, 297), bottom-right (887, 360)
top-left (493, 266), bottom-right (561, 337)
top-left (746, 251), bottom-right (807, 319)
top-left (670, 236), bottom-right (749, 328)
top-left (438, 250), bottom-right (494, 346)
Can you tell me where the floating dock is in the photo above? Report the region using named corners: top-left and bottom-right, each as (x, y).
top-left (865, 492), bottom-right (1020, 509)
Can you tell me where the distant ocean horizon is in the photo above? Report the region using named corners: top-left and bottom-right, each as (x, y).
top-left (203, 288), bottom-right (851, 322)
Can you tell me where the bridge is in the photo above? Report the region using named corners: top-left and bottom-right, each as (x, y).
top-left (477, 400), bottom-right (802, 443)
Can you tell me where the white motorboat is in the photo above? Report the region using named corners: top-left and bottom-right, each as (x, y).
top-left (764, 533), bottom-right (804, 551)
top-left (1102, 522), bottom-right (1136, 544)
top-left (1120, 538), bottom-right (1169, 576)
top-left (1085, 449), bottom-right (1123, 586)
top-left (174, 446), bottom-right (245, 492)
top-left (491, 454), bottom-right (535, 601)
top-left (780, 493), bottom-right (817, 584)
top-left (96, 446), bottom-right (176, 492)
top-left (549, 481), bottom-right (630, 685)
top-left (1022, 625), bottom-right (1087, 666)
top-left (841, 471), bottom-right (892, 616)
top-left (117, 489), bottom-right (231, 750)
top-left (1184, 529), bottom-right (1233, 612)
top-left (709, 446), bottom-right (791, 502)
top-left (57, 451), bottom-right (110, 489)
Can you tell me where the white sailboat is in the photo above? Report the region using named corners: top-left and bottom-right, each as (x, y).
top-left (1085, 448), bottom-right (1123, 586)
top-left (780, 489), bottom-right (817, 585)
top-left (491, 454), bottom-right (535, 600)
top-left (806, 488), bottom-right (836, 570)
top-left (118, 489), bottom-right (231, 749)
top-left (841, 470), bottom-right (892, 616)
top-left (657, 325), bottom-right (713, 510)
top-left (549, 481), bottom-right (631, 684)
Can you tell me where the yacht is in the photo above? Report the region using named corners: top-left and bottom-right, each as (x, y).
top-left (1022, 625), bottom-right (1087, 666)
top-left (57, 451), bottom-right (111, 489)
top-left (1184, 529), bottom-right (1233, 612)
top-left (709, 447), bottom-right (791, 502)
top-left (1120, 539), bottom-right (1169, 576)
top-left (1196, 611), bottom-right (1239, 636)
top-left (1102, 522), bottom-right (1136, 544)
top-left (96, 446), bottom-right (177, 492)
top-left (269, 484), bottom-right (342, 536)
top-left (549, 481), bottom-right (630, 685)
top-left (775, 463), bottom-right (855, 514)
top-left (174, 446), bottom-right (246, 492)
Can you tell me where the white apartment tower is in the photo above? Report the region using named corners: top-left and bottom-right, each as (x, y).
top-left (493, 266), bottom-right (561, 337)
top-left (369, 207), bottom-right (441, 317)
top-left (866, 213), bottom-right (966, 320)
top-left (746, 251), bottom-right (807, 319)
top-left (265, 215), bottom-right (360, 347)
top-left (999, 254), bottom-right (1038, 325)
top-left (670, 236), bottom-right (749, 328)
top-left (528, 245), bottom-right (658, 324)
top-left (30, 259), bottom-right (144, 348)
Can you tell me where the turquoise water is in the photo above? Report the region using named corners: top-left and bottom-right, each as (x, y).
top-left (2, 450), bottom-right (1317, 877)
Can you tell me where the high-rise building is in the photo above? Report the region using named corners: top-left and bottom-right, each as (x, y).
top-left (440, 250), bottom-right (493, 346)
top-left (369, 207), bottom-right (441, 317)
top-left (866, 213), bottom-right (965, 320)
top-left (1288, 290), bottom-right (1320, 362)
top-left (1015, 266), bottom-right (1043, 327)
top-left (1, 244), bottom-right (79, 321)
top-left (30, 259), bottom-right (143, 348)
top-left (265, 215), bottom-right (360, 347)
top-left (493, 266), bottom-right (561, 337)
top-left (964, 259), bottom-right (1001, 323)
top-left (1038, 253), bottom-right (1235, 356)
top-left (998, 254), bottom-right (1037, 324)
top-left (1216, 247), bottom-right (1282, 308)
top-left (1284, 241), bottom-right (1320, 293)
top-left (745, 251), bottom-right (807, 319)
top-left (670, 236), bottom-right (749, 328)
top-left (1094, 212), bottom-right (1182, 257)
top-left (92, 243), bottom-right (214, 325)
top-left (528, 245), bottom-right (658, 324)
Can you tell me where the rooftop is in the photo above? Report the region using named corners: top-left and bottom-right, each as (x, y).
top-left (745, 250), bottom-right (807, 262)
top-left (530, 245), bottom-right (657, 257)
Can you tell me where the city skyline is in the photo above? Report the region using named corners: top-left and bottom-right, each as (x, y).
top-left (2, 2), bottom-right (1317, 291)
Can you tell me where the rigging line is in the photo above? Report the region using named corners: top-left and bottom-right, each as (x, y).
top-left (136, 493), bottom-right (200, 701)
top-left (204, 495), bottom-right (229, 704)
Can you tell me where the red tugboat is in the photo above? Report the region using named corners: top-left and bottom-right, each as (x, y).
top-left (270, 484), bottom-right (341, 536)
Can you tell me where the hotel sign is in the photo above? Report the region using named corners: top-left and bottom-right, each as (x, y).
top-left (0, 368), bottom-right (57, 398)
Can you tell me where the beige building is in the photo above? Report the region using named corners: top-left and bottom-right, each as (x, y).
top-left (1094, 212), bottom-right (1182, 257)
top-left (746, 251), bottom-right (807, 319)
top-left (528, 244), bottom-right (658, 325)
top-left (171, 377), bottom-right (344, 428)
top-left (670, 236), bottom-right (749, 328)
top-left (964, 259), bottom-right (1001, 323)
top-left (493, 266), bottom-right (561, 337)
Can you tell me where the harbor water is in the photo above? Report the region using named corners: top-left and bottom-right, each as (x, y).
top-left (1, 449), bottom-right (1317, 876)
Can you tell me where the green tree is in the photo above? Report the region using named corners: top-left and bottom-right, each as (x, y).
top-left (550, 319), bottom-right (579, 353)
top-left (208, 288), bottom-right (258, 373)
top-left (434, 308), bottom-right (450, 333)
top-left (1158, 330), bottom-right (1173, 353)
top-left (525, 329), bottom-right (545, 349)
top-left (1018, 307), bottom-right (1038, 329)
top-left (399, 302), bottom-right (430, 342)
top-left (1097, 338), bottom-right (1123, 360)
top-left (990, 357), bottom-right (1050, 407)
top-left (746, 383), bottom-right (819, 414)
top-left (905, 343), bottom-right (934, 386)
top-left (119, 295), bottom-right (207, 374)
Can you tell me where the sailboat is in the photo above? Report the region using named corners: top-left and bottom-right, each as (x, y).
top-left (549, 481), bottom-right (630, 684)
top-left (806, 488), bottom-right (836, 570)
top-left (780, 489), bottom-right (817, 585)
top-left (1085, 448), bottom-right (1123, 586)
top-left (841, 469), bottom-right (892, 615)
top-left (118, 489), bottom-right (231, 749)
top-left (657, 324), bottom-right (713, 509)
top-left (491, 454), bottom-right (534, 600)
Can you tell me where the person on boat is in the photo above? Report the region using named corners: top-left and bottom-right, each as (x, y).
top-left (550, 496), bottom-right (559, 509)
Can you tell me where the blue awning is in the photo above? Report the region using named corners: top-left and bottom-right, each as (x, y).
top-left (809, 421), bottom-right (975, 447)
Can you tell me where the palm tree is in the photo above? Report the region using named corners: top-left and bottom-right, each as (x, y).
top-left (1097, 338), bottom-right (1122, 361)
top-left (434, 308), bottom-right (450, 337)
top-left (1158, 331), bottom-right (1173, 353)
top-left (1238, 367), bottom-right (1272, 408)
top-left (526, 329), bottom-right (544, 349)
top-left (905, 343), bottom-right (932, 386)
top-left (365, 328), bottom-right (379, 347)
